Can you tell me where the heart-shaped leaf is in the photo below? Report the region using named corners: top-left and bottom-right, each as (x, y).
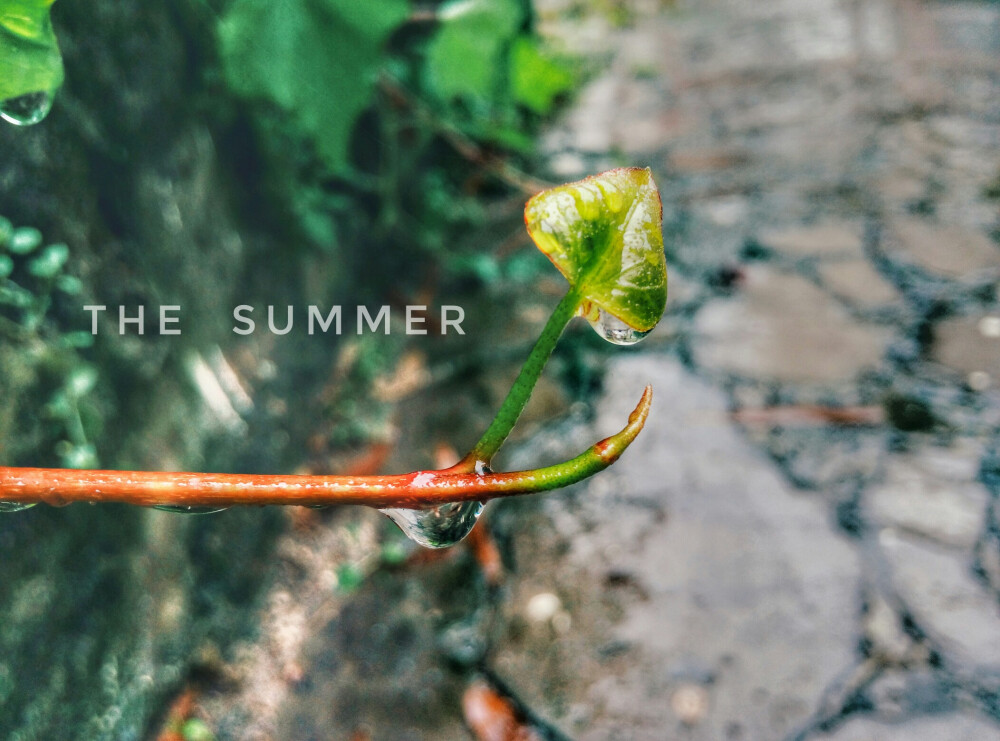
top-left (524, 167), bottom-right (666, 335)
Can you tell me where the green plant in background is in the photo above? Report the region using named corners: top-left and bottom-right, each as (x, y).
top-left (219, 0), bottom-right (575, 176)
top-left (0, 1), bottom-right (633, 548)
top-left (217, 0), bottom-right (577, 284)
top-left (0, 0), bottom-right (63, 125)
top-left (0, 216), bottom-right (100, 475)
top-left (214, 0), bottom-right (581, 459)
top-left (218, 0), bottom-right (411, 175)
top-left (424, 0), bottom-right (575, 145)
top-left (0, 169), bottom-right (668, 547)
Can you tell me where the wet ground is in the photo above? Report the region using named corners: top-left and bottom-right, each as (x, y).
top-left (197, 0), bottom-right (1000, 738)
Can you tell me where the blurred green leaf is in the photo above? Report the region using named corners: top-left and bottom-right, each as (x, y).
top-left (9, 226), bottom-right (42, 254)
top-left (58, 443), bottom-right (97, 470)
top-left (0, 0), bottom-right (64, 102)
top-left (510, 37), bottom-right (576, 115)
top-left (0, 215), bottom-right (12, 245)
top-left (58, 330), bottom-right (95, 349)
top-left (27, 242), bottom-right (68, 277)
top-left (380, 539), bottom-right (408, 565)
top-left (335, 563), bottom-right (363, 593)
top-left (0, 282), bottom-right (35, 308)
top-left (452, 252), bottom-right (501, 284)
top-left (59, 332), bottom-right (94, 350)
top-left (181, 718), bottom-right (216, 741)
top-left (525, 168), bottom-right (667, 332)
top-left (55, 272), bottom-right (81, 294)
top-left (0, 254), bottom-right (12, 278)
top-left (425, 0), bottom-right (522, 103)
top-left (46, 390), bottom-right (72, 418)
top-left (66, 365), bottom-right (97, 398)
top-left (469, 118), bottom-right (535, 152)
top-left (219, 0), bottom-right (409, 174)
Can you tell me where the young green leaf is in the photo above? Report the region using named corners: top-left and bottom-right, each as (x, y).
top-left (525, 167), bottom-right (667, 334)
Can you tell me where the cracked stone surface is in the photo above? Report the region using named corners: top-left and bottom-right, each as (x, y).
top-left (819, 713), bottom-right (1000, 741)
top-left (818, 260), bottom-right (903, 310)
top-left (868, 448), bottom-right (990, 549)
top-left (492, 357), bottom-right (861, 740)
top-left (759, 223), bottom-right (866, 260)
top-left (508, 0), bottom-right (1000, 736)
top-left (692, 267), bottom-right (893, 383)
top-left (885, 219), bottom-right (1000, 282)
top-left (880, 531), bottom-right (1000, 667)
top-left (932, 313), bottom-right (1000, 388)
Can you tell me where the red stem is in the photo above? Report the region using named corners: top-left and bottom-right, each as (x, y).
top-left (0, 387), bottom-right (651, 510)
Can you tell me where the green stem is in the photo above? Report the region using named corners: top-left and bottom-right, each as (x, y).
top-left (458, 286), bottom-right (582, 470)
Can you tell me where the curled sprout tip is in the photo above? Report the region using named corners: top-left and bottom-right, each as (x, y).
top-left (592, 385), bottom-right (652, 464)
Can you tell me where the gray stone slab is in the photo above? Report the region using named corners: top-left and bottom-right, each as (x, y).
top-left (818, 259), bottom-right (903, 309)
top-left (692, 266), bottom-right (893, 383)
top-left (494, 356), bottom-right (861, 740)
top-left (932, 314), bottom-right (1000, 390)
top-left (760, 222), bottom-right (865, 259)
top-left (879, 531), bottom-right (1000, 667)
top-left (818, 713), bottom-right (1000, 741)
top-left (886, 218), bottom-right (1000, 282)
top-left (868, 447), bottom-right (990, 549)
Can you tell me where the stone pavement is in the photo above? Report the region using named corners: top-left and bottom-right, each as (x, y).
top-left (198, 1), bottom-right (1000, 737)
top-left (519, 0), bottom-right (1000, 737)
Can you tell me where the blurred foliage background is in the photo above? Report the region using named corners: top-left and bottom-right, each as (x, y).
top-left (0, 0), bottom-right (583, 737)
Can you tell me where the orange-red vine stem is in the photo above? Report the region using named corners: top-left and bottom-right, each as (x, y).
top-left (0, 387), bottom-right (651, 510)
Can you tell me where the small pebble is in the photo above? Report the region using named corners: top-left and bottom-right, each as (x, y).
top-left (967, 371), bottom-right (992, 391)
top-left (526, 592), bottom-right (561, 623)
top-left (978, 316), bottom-right (1000, 339)
top-left (671, 683), bottom-right (709, 725)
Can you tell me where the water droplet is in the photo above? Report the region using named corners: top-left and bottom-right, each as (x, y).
top-left (0, 501), bottom-right (35, 512)
top-left (380, 500), bottom-right (484, 548)
top-left (152, 505), bottom-right (230, 515)
top-left (587, 308), bottom-right (651, 346)
top-left (0, 90), bottom-right (54, 126)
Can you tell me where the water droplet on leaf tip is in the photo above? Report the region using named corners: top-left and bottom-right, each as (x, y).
top-left (380, 500), bottom-right (484, 548)
top-left (0, 90), bottom-right (54, 126)
top-left (152, 504), bottom-right (229, 515)
top-left (0, 501), bottom-right (36, 512)
top-left (588, 308), bottom-right (651, 346)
